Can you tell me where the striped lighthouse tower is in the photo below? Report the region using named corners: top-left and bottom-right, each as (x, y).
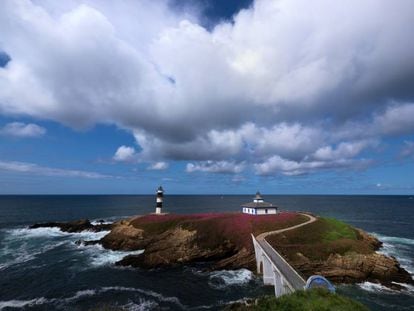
top-left (155, 186), bottom-right (164, 214)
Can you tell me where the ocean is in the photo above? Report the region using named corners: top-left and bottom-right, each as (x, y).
top-left (0, 195), bottom-right (413, 310)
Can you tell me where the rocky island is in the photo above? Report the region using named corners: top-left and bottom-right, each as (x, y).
top-left (29, 211), bottom-right (413, 291)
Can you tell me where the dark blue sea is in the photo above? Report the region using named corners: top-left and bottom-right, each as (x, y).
top-left (0, 195), bottom-right (413, 310)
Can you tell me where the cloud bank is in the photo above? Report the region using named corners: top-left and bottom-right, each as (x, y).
top-left (1, 0), bottom-right (414, 176)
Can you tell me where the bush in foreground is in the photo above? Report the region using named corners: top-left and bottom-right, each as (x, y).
top-left (225, 288), bottom-right (369, 311)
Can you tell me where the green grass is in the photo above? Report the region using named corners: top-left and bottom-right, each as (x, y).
top-left (226, 289), bottom-right (369, 311)
top-left (322, 218), bottom-right (358, 242)
top-left (266, 217), bottom-right (374, 264)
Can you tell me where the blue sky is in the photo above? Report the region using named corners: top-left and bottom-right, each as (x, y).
top-left (0, 0), bottom-right (413, 194)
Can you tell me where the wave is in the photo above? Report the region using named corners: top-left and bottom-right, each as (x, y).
top-left (0, 241), bottom-right (67, 271)
top-left (100, 286), bottom-right (184, 307)
top-left (120, 300), bottom-right (159, 311)
top-left (358, 281), bottom-right (414, 296)
top-left (0, 287), bottom-right (183, 310)
top-left (0, 298), bottom-right (48, 310)
top-left (358, 281), bottom-right (398, 294)
top-left (374, 234), bottom-right (414, 246)
top-left (6, 227), bottom-right (110, 241)
top-left (371, 233), bottom-right (414, 276)
top-left (208, 269), bottom-right (254, 289)
top-left (77, 244), bottom-right (144, 267)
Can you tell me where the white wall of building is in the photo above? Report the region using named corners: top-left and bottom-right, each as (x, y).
top-left (242, 207), bottom-right (277, 215)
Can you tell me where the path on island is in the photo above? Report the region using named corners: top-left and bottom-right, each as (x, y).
top-left (257, 213), bottom-right (317, 241)
top-left (253, 213), bottom-right (318, 292)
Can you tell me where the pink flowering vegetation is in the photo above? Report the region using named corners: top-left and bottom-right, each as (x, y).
top-left (131, 212), bottom-right (308, 251)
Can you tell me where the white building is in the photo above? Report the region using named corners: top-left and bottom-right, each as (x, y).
top-left (241, 192), bottom-right (278, 215)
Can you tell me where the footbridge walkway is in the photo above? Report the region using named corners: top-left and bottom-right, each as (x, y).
top-left (252, 213), bottom-right (317, 297)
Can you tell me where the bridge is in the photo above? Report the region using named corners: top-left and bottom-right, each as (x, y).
top-left (252, 213), bottom-right (317, 297)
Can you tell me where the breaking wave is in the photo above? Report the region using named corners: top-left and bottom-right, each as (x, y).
top-left (6, 227), bottom-right (110, 240)
top-left (0, 298), bottom-right (48, 310)
top-left (358, 282), bottom-right (398, 293)
top-left (375, 234), bottom-right (414, 246)
top-left (0, 287), bottom-right (183, 310)
top-left (208, 269), bottom-right (254, 289)
top-left (372, 233), bottom-right (414, 276)
top-left (77, 244), bottom-right (144, 267)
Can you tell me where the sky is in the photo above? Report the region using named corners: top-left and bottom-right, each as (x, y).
top-left (0, 0), bottom-right (414, 195)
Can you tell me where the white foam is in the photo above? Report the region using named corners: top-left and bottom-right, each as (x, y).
top-left (358, 281), bottom-right (397, 293)
top-left (208, 269), bottom-right (253, 289)
top-left (372, 233), bottom-right (414, 277)
top-left (0, 297), bottom-right (48, 310)
top-left (80, 244), bottom-right (144, 267)
top-left (100, 286), bottom-right (184, 307)
top-left (358, 281), bottom-right (414, 296)
top-left (6, 227), bottom-right (110, 240)
top-left (7, 227), bottom-right (68, 238)
top-left (376, 234), bottom-right (414, 246)
top-left (0, 287), bottom-right (174, 310)
top-left (391, 282), bottom-right (414, 293)
top-left (120, 300), bottom-right (158, 311)
top-left (65, 289), bottom-right (97, 302)
top-left (0, 241), bottom-right (66, 271)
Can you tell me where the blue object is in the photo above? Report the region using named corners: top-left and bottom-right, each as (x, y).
top-left (305, 275), bottom-right (336, 293)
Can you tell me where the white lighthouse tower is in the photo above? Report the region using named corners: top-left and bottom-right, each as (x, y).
top-left (155, 186), bottom-right (164, 214)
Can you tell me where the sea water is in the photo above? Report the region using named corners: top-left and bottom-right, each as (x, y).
top-left (0, 195), bottom-right (413, 310)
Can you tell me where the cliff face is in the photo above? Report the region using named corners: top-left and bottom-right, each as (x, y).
top-left (266, 221), bottom-right (413, 288)
top-left (291, 246), bottom-right (412, 288)
top-left (100, 213), bottom-right (305, 270)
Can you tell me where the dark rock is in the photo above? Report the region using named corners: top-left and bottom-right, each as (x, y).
top-left (30, 219), bottom-right (112, 233)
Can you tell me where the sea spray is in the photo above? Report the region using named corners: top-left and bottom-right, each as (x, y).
top-left (208, 269), bottom-right (254, 289)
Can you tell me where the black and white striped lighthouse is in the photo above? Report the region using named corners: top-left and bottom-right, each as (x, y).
top-left (155, 186), bottom-right (164, 214)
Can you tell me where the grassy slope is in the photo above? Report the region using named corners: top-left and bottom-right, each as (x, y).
top-left (130, 212), bottom-right (309, 251)
top-left (226, 289), bottom-right (369, 311)
top-left (266, 217), bottom-right (375, 261)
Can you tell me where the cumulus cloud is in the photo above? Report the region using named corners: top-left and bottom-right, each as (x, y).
top-left (0, 122), bottom-right (46, 138)
top-left (148, 161), bottom-right (169, 170)
top-left (113, 145), bottom-right (137, 162)
top-left (0, 160), bottom-right (111, 178)
top-left (0, 0), bottom-right (413, 176)
top-left (312, 140), bottom-right (377, 161)
top-left (186, 161), bottom-right (245, 174)
top-left (254, 155), bottom-right (371, 176)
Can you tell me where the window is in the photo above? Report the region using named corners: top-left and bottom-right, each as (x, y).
top-left (265, 209), bottom-right (268, 214)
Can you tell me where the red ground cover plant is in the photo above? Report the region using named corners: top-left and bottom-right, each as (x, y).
top-left (131, 212), bottom-right (307, 251)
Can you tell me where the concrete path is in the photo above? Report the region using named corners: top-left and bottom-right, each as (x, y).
top-left (255, 213), bottom-right (318, 290)
top-left (256, 213), bottom-right (318, 241)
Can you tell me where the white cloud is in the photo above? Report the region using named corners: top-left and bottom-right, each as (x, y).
top-left (113, 145), bottom-right (137, 162)
top-left (0, 122), bottom-right (46, 138)
top-left (254, 155), bottom-right (370, 176)
top-left (373, 103), bottom-right (414, 136)
top-left (0, 0), bottom-right (413, 176)
top-left (312, 140), bottom-right (377, 161)
top-left (148, 161), bottom-right (169, 170)
top-left (186, 161), bottom-right (245, 174)
top-left (0, 160), bottom-right (111, 178)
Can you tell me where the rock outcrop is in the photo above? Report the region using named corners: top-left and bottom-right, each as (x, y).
top-left (29, 213), bottom-right (413, 289)
top-left (272, 228), bottom-right (413, 288)
top-left (292, 252), bottom-right (413, 288)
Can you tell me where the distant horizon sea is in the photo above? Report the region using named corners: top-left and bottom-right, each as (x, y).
top-left (1, 195), bottom-right (413, 310)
